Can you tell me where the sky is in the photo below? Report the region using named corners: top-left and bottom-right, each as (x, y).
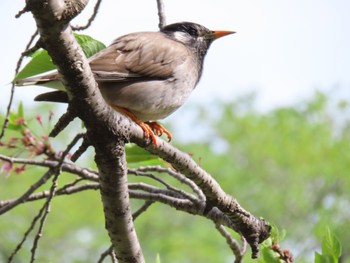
top-left (1, 0), bottom-right (350, 114)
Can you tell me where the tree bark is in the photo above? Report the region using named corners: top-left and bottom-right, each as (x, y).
top-left (27, 0), bottom-right (145, 262)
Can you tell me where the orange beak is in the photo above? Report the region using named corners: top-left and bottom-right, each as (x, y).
top-left (212, 30), bottom-right (236, 39)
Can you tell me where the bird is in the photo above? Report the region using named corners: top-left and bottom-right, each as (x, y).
top-left (16, 22), bottom-right (235, 145)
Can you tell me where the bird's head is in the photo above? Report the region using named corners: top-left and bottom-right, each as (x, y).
top-left (161, 22), bottom-right (235, 58)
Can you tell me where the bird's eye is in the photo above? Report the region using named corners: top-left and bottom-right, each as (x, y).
top-left (179, 24), bottom-right (198, 37)
top-left (188, 27), bottom-right (198, 37)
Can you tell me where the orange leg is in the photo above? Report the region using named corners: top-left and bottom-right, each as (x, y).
top-left (145, 121), bottom-right (172, 142)
top-left (111, 106), bottom-right (163, 145)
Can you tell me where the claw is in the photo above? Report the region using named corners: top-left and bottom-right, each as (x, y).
top-left (138, 122), bottom-right (158, 145)
top-left (145, 121), bottom-right (172, 142)
top-left (111, 105), bottom-right (171, 146)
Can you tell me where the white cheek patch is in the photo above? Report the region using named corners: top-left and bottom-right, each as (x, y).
top-left (172, 32), bottom-right (191, 44)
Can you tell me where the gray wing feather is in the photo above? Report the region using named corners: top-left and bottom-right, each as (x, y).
top-left (89, 32), bottom-right (189, 81)
top-left (17, 32), bottom-right (189, 86)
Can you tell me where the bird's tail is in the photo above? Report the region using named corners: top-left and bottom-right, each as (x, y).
top-left (34, 91), bottom-right (68, 103)
top-left (15, 72), bottom-right (68, 103)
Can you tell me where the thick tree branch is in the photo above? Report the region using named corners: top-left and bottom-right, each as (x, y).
top-left (95, 141), bottom-right (144, 263)
top-left (26, 0), bottom-right (145, 262)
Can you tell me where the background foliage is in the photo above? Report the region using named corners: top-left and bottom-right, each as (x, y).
top-left (0, 90), bottom-right (348, 262)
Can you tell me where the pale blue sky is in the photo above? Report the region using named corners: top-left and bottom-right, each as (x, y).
top-left (1, 0), bottom-right (350, 112)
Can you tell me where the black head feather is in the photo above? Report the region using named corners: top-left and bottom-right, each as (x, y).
top-left (161, 22), bottom-right (214, 62)
top-left (161, 22), bottom-right (210, 38)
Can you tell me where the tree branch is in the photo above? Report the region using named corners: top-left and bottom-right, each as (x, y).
top-left (0, 169), bottom-right (53, 215)
top-left (0, 29), bottom-right (39, 140)
top-left (215, 224), bottom-right (244, 263)
top-left (72, 0), bottom-right (103, 30)
top-left (130, 165), bottom-right (206, 202)
top-left (20, 0), bottom-right (271, 260)
top-left (139, 140), bottom-right (271, 257)
top-left (0, 154), bottom-right (99, 183)
top-left (95, 140), bottom-right (144, 262)
top-left (23, 1), bottom-right (145, 261)
top-left (129, 168), bottom-right (200, 204)
top-left (156, 0), bottom-right (166, 29)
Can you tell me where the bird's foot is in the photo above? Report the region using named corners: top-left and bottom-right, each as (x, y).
top-left (111, 106), bottom-right (172, 145)
top-left (145, 121), bottom-right (172, 142)
top-left (137, 122), bottom-right (158, 145)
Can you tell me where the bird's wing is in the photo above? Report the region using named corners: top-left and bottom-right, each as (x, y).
top-left (17, 32), bottom-right (189, 87)
top-left (89, 32), bottom-right (189, 82)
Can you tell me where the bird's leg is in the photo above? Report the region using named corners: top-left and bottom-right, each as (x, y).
top-left (111, 105), bottom-right (158, 145)
top-left (145, 121), bottom-right (172, 142)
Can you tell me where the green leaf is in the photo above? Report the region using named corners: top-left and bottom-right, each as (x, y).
top-left (155, 253), bottom-right (161, 263)
top-left (7, 103), bottom-right (26, 131)
top-left (14, 50), bottom-right (56, 81)
top-left (18, 102), bottom-right (24, 118)
top-left (315, 252), bottom-right (335, 263)
top-left (261, 237), bottom-right (273, 248)
top-left (14, 33), bottom-right (106, 82)
top-left (74, 33), bottom-right (106, 58)
top-left (260, 246), bottom-right (281, 263)
top-left (322, 228), bottom-right (341, 259)
top-left (269, 224), bottom-right (286, 243)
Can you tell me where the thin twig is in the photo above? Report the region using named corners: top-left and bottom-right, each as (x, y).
top-left (271, 242), bottom-right (294, 263)
top-left (30, 133), bottom-right (86, 262)
top-left (0, 154), bottom-right (99, 184)
top-left (7, 172), bottom-right (53, 263)
top-left (240, 236), bottom-right (248, 258)
top-left (133, 166), bottom-right (205, 202)
top-left (15, 5), bottom-right (29, 18)
top-left (129, 169), bottom-right (199, 204)
top-left (97, 245), bottom-right (114, 263)
top-left (49, 105), bottom-right (78, 138)
top-left (0, 169), bottom-right (53, 215)
top-left (2, 183), bottom-right (191, 210)
top-left (58, 133), bottom-right (85, 162)
top-left (129, 182), bottom-right (192, 201)
top-left (30, 170), bottom-right (59, 262)
top-left (0, 29), bottom-right (39, 140)
top-left (9, 148), bottom-right (85, 261)
top-left (22, 38), bottom-right (43, 56)
top-left (21, 183), bottom-right (99, 203)
top-left (129, 190), bottom-right (195, 212)
top-left (1, 183), bottom-right (99, 207)
top-left (215, 224), bottom-right (243, 263)
top-left (156, 0), bottom-right (166, 29)
top-left (72, 0), bottom-right (103, 31)
top-left (132, 201), bottom-right (154, 220)
top-left (57, 177), bottom-right (84, 190)
top-left (70, 134), bottom-right (90, 162)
